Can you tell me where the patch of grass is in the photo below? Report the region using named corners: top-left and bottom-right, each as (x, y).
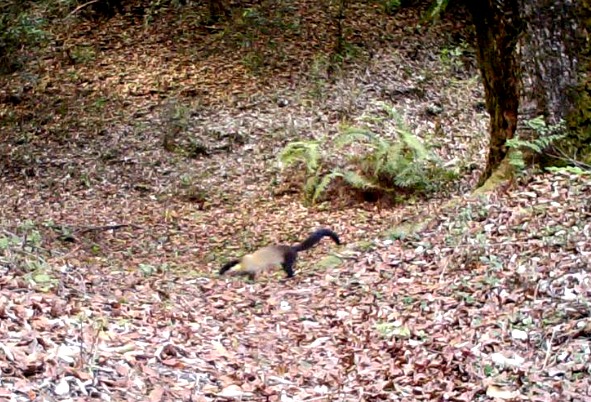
top-left (317, 255), bottom-right (343, 270)
top-left (70, 45), bottom-right (96, 64)
top-left (242, 50), bottom-right (265, 73)
top-left (0, 220), bottom-right (57, 291)
top-left (375, 322), bottom-right (411, 339)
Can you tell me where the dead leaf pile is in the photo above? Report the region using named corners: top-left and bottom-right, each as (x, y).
top-left (1, 1), bottom-right (589, 400)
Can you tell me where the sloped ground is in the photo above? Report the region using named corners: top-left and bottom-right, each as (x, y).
top-left (1, 173), bottom-right (589, 401)
top-left (1, 1), bottom-right (590, 401)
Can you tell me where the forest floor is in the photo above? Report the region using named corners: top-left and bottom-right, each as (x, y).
top-left (0, 1), bottom-right (590, 401)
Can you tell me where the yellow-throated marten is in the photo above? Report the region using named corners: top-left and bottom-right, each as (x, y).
top-left (219, 229), bottom-right (340, 280)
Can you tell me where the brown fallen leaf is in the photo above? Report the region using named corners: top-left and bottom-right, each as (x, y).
top-left (486, 384), bottom-right (519, 399)
top-left (149, 385), bottom-right (165, 402)
top-left (219, 384), bottom-right (245, 398)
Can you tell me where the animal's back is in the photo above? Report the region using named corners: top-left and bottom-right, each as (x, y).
top-left (243, 246), bottom-right (285, 271)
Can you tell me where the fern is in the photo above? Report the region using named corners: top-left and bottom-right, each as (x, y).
top-left (373, 146), bottom-right (389, 177)
top-left (335, 107), bottom-right (449, 194)
top-left (278, 141), bottom-right (321, 174)
top-left (380, 102), bottom-right (405, 127)
top-left (279, 104), bottom-right (455, 204)
top-left (507, 135), bottom-right (565, 154)
top-left (311, 170), bottom-right (381, 204)
top-left (335, 127), bottom-right (384, 150)
top-left (394, 164), bottom-right (426, 188)
top-left (524, 116), bottom-right (551, 133)
top-left (507, 138), bottom-right (543, 153)
top-left (397, 129), bottom-right (430, 160)
top-left (546, 166), bottom-right (591, 175)
top-left (312, 171), bottom-right (343, 203)
top-left (506, 117), bottom-right (567, 169)
top-left (508, 149), bottom-right (526, 169)
top-left (341, 170), bottom-right (379, 190)
top-left (305, 175), bottom-right (321, 200)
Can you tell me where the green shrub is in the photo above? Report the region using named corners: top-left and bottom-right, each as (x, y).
top-left (335, 125), bottom-right (442, 190)
top-left (0, 2), bottom-right (48, 73)
top-left (279, 104), bottom-right (456, 204)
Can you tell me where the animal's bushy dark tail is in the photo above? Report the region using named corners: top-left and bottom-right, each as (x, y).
top-left (219, 259), bottom-right (240, 275)
top-left (292, 229), bottom-right (340, 252)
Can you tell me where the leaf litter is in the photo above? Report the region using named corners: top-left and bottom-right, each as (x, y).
top-left (0, 1), bottom-right (590, 401)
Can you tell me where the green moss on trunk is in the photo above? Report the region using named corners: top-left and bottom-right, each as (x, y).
top-left (466, 1), bottom-right (522, 186)
top-left (568, 0), bottom-right (591, 164)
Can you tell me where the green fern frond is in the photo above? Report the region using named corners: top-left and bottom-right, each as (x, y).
top-left (524, 116), bottom-right (547, 132)
top-left (312, 171), bottom-right (343, 203)
top-left (304, 175), bottom-right (320, 199)
top-left (394, 163), bottom-right (426, 187)
top-left (342, 170), bottom-right (379, 190)
top-left (373, 147), bottom-right (389, 176)
top-left (507, 138), bottom-right (543, 153)
top-left (384, 141), bottom-right (406, 173)
top-left (546, 166), bottom-right (591, 175)
top-left (508, 149), bottom-right (526, 169)
top-left (423, 0), bottom-right (450, 22)
top-left (278, 141), bottom-right (321, 174)
top-left (398, 129), bottom-right (429, 159)
top-left (279, 105), bottom-right (457, 203)
top-left (506, 131), bottom-right (567, 164)
top-left (538, 134), bottom-right (566, 148)
top-left (394, 175), bottom-right (422, 188)
top-left (335, 128), bottom-right (383, 150)
top-left (379, 102), bottom-right (404, 126)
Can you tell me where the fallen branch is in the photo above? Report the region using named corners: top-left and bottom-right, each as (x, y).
top-left (66, 0), bottom-right (101, 19)
top-left (75, 224), bottom-right (139, 234)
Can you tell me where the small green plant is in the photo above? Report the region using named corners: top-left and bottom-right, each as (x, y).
top-left (546, 165), bottom-right (590, 176)
top-left (160, 99), bottom-right (191, 152)
top-left (71, 45), bottom-right (96, 64)
top-left (242, 50), bottom-right (265, 73)
top-left (479, 254), bottom-right (503, 271)
top-left (506, 116), bottom-right (567, 170)
top-left (0, 221), bottom-right (57, 290)
top-left (328, 105), bottom-right (455, 198)
top-left (139, 263), bottom-right (160, 277)
top-left (375, 322), bottom-right (411, 339)
top-left (178, 175), bottom-right (209, 204)
top-left (423, 0), bottom-right (451, 22)
top-left (278, 141), bottom-right (322, 174)
top-left (335, 126), bottom-right (434, 189)
top-left (440, 43), bottom-right (466, 69)
top-left (382, 0), bottom-right (401, 15)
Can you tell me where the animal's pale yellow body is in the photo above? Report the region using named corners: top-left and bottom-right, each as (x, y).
top-left (239, 246), bottom-right (285, 273)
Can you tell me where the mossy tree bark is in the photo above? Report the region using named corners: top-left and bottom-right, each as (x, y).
top-left (467, 0), bottom-right (591, 187)
top-left (465, 0), bottom-right (521, 186)
top-left (207, 0), bottom-right (229, 23)
top-left (518, 0), bottom-right (590, 165)
top-left (565, 0), bottom-right (591, 164)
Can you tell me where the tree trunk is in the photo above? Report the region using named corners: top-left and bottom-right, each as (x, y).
top-left (518, 0), bottom-right (590, 165)
top-left (467, 0), bottom-right (591, 187)
top-left (465, 1), bottom-right (521, 186)
top-left (573, 1), bottom-right (591, 164)
top-left (207, 0), bottom-right (229, 24)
